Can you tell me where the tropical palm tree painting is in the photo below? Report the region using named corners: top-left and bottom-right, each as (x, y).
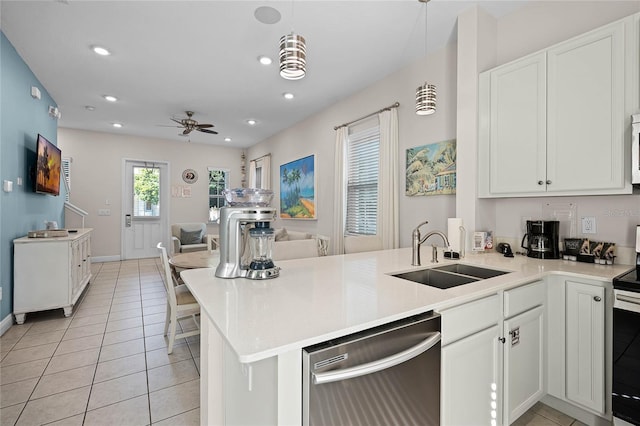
top-left (280, 155), bottom-right (316, 219)
top-left (406, 139), bottom-right (457, 196)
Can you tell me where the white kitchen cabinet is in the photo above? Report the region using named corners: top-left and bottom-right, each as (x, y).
top-left (565, 280), bottom-right (606, 414)
top-left (481, 53), bottom-right (547, 196)
top-left (504, 306), bottom-right (545, 424)
top-left (440, 281), bottom-right (545, 426)
top-left (479, 17), bottom-right (631, 197)
top-left (442, 324), bottom-right (502, 426)
top-left (13, 229), bottom-right (92, 324)
top-left (440, 295), bottom-right (502, 425)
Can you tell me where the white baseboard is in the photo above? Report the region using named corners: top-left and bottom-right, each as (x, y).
top-left (91, 255), bottom-right (121, 263)
top-left (0, 313), bottom-right (14, 337)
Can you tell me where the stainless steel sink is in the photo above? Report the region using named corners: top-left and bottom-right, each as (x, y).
top-left (391, 264), bottom-right (509, 289)
top-left (431, 264), bottom-right (509, 280)
top-left (391, 268), bottom-right (479, 289)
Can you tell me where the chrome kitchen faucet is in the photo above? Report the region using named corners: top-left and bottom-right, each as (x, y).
top-left (412, 221), bottom-right (450, 266)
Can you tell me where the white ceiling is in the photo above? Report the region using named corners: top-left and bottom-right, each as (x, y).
top-left (1, 0), bottom-right (525, 148)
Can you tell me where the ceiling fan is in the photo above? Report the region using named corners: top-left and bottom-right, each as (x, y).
top-left (169, 111), bottom-right (218, 135)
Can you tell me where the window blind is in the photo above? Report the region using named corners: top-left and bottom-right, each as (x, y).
top-left (346, 126), bottom-right (380, 235)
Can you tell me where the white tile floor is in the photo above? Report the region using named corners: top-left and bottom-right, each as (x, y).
top-left (0, 259), bottom-right (200, 426)
top-left (0, 259), bottom-right (585, 426)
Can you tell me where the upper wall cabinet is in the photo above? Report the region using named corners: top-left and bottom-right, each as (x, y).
top-left (478, 16), bottom-right (637, 198)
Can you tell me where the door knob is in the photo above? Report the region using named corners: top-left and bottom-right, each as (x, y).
top-left (546, 180), bottom-right (552, 185)
top-left (594, 296), bottom-right (602, 302)
top-left (537, 181), bottom-right (544, 185)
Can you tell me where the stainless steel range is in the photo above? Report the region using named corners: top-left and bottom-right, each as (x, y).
top-left (612, 226), bottom-right (640, 425)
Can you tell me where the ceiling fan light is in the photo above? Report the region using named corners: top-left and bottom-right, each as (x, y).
top-left (279, 33), bottom-right (306, 80)
top-left (415, 83), bottom-right (436, 115)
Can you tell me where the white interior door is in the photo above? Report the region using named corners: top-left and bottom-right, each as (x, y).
top-left (122, 159), bottom-right (169, 259)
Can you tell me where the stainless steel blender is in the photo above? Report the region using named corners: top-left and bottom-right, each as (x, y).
top-left (215, 189), bottom-right (280, 279)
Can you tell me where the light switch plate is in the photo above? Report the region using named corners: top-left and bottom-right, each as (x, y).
top-left (581, 216), bottom-right (596, 234)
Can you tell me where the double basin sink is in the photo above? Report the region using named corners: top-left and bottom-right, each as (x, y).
top-left (392, 263), bottom-right (510, 289)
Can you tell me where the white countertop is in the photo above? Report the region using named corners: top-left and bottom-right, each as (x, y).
top-left (181, 248), bottom-right (631, 364)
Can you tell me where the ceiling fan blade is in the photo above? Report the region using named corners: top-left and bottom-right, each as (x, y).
top-left (156, 124), bottom-right (182, 128)
top-left (198, 128), bottom-right (218, 134)
top-left (182, 128), bottom-right (193, 135)
top-left (170, 118), bottom-right (185, 125)
top-left (196, 124), bottom-right (214, 128)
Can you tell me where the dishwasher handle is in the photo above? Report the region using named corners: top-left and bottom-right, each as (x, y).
top-left (312, 331), bottom-right (441, 385)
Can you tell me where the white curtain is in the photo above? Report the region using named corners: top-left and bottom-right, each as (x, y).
top-left (378, 108), bottom-right (399, 249)
top-left (248, 160), bottom-right (257, 187)
top-left (248, 154), bottom-right (271, 189)
top-left (332, 126), bottom-right (348, 255)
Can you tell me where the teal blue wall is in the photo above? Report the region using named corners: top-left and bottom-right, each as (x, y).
top-left (1, 32), bottom-right (64, 324)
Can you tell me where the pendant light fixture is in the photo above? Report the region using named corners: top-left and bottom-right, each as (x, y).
top-left (415, 0), bottom-right (436, 115)
top-left (279, 1), bottom-right (306, 80)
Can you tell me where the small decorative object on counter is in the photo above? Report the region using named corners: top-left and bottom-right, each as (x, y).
top-left (473, 231), bottom-right (493, 252)
top-left (563, 238), bottom-right (615, 264)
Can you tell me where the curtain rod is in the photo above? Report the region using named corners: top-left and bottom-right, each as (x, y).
top-left (333, 101), bottom-right (400, 130)
top-left (250, 153), bottom-right (271, 162)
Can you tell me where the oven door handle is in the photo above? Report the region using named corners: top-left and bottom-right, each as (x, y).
top-left (312, 331), bottom-right (441, 385)
top-left (617, 293), bottom-right (640, 306)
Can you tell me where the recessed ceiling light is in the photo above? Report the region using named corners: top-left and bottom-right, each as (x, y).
top-left (112, 123), bottom-right (123, 128)
top-left (85, 105), bottom-right (96, 111)
top-left (103, 95), bottom-right (118, 102)
top-left (91, 45), bottom-right (111, 56)
top-left (246, 119), bottom-right (257, 126)
top-left (258, 55), bottom-right (273, 66)
top-left (224, 137), bottom-right (232, 142)
top-left (283, 92), bottom-right (294, 100)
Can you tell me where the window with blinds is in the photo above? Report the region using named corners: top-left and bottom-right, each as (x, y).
top-left (345, 126), bottom-right (380, 235)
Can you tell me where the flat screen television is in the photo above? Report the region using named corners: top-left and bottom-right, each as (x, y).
top-left (35, 133), bottom-right (62, 196)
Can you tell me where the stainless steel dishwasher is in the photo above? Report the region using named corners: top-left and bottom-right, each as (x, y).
top-left (302, 312), bottom-right (441, 426)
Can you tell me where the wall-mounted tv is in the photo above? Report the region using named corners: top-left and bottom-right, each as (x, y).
top-left (35, 133), bottom-right (62, 196)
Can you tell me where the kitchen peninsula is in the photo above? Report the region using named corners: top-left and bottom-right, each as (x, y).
top-left (181, 248), bottom-right (630, 425)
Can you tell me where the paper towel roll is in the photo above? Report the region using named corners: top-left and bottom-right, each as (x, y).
top-left (447, 218), bottom-right (463, 253)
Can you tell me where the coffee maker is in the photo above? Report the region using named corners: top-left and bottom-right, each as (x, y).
top-left (215, 206), bottom-right (280, 279)
top-left (521, 220), bottom-right (560, 259)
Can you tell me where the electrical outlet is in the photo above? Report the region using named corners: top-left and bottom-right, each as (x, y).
top-left (581, 216), bottom-right (596, 234)
top-left (98, 209), bottom-right (111, 216)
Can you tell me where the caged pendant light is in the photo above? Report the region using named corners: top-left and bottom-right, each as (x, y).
top-left (279, 1), bottom-right (306, 80)
top-left (415, 0), bottom-right (436, 115)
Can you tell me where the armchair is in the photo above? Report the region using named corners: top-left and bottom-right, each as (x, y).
top-left (171, 223), bottom-right (208, 254)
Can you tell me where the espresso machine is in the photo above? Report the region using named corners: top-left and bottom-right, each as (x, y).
top-left (521, 220), bottom-right (560, 259)
top-left (215, 206), bottom-right (280, 279)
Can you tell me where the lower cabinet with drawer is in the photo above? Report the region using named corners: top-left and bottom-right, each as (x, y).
top-left (439, 280), bottom-right (546, 426)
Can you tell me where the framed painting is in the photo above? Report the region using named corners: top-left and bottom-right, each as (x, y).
top-left (406, 139), bottom-right (456, 196)
top-left (280, 154), bottom-right (316, 219)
